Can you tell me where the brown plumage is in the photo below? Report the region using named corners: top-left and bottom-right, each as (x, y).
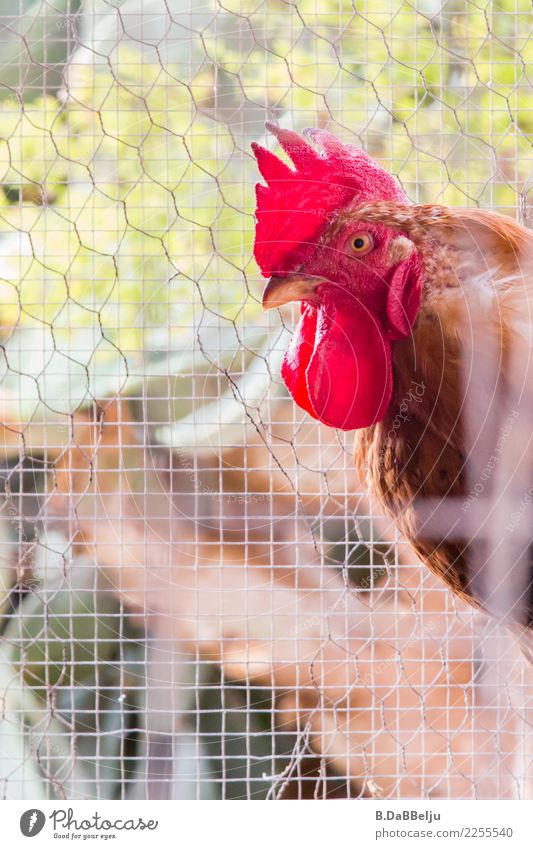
top-left (353, 203), bottom-right (533, 628)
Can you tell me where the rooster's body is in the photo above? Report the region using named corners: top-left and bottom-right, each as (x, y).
top-left (252, 124), bottom-right (533, 631)
top-left (357, 205), bottom-right (533, 625)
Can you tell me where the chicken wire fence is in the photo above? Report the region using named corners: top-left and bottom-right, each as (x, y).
top-left (0, 0), bottom-right (532, 801)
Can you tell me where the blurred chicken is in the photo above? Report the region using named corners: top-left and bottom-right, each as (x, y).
top-left (44, 398), bottom-right (531, 798)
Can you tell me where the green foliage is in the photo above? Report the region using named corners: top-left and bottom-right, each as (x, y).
top-left (13, 587), bottom-right (120, 691)
top-left (0, 2), bottom-right (529, 417)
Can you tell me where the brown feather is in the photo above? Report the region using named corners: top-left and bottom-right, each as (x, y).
top-left (352, 202), bottom-right (533, 281)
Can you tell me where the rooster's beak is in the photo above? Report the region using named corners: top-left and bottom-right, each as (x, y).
top-left (261, 274), bottom-right (323, 310)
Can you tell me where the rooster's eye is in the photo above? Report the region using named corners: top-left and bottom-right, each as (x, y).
top-left (349, 233), bottom-right (374, 255)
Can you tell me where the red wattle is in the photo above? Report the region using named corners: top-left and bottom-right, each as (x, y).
top-left (281, 298), bottom-right (393, 431)
top-left (280, 304), bottom-right (318, 420)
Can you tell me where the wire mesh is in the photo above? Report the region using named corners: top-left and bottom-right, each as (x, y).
top-left (0, 0), bottom-right (532, 801)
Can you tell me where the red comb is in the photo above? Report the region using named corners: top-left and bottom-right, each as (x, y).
top-left (252, 123), bottom-right (407, 277)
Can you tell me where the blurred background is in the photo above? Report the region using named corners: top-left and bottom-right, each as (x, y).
top-left (0, 0), bottom-right (532, 800)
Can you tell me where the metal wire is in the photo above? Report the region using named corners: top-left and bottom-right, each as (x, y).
top-left (0, 0), bottom-right (532, 801)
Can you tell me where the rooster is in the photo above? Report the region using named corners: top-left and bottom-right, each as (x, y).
top-left (252, 122), bottom-right (533, 632)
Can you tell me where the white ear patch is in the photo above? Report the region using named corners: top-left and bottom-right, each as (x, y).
top-left (387, 235), bottom-right (415, 266)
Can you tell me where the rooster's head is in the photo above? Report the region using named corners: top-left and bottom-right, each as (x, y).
top-left (252, 123), bottom-right (423, 431)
